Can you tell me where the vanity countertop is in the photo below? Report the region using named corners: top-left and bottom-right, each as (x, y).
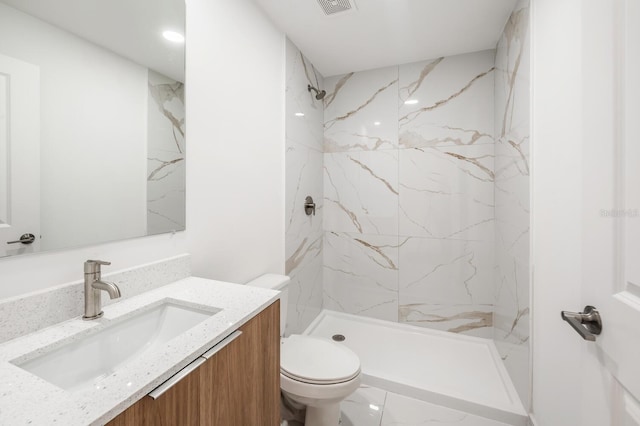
top-left (0, 277), bottom-right (279, 425)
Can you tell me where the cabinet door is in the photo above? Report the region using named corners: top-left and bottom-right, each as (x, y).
top-left (107, 300), bottom-right (280, 426)
top-left (200, 300), bottom-right (280, 426)
top-left (106, 361), bottom-right (200, 426)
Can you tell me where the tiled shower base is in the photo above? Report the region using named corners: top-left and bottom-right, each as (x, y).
top-left (304, 310), bottom-right (528, 426)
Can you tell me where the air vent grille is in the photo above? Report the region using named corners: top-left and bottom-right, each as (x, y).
top-left (316, 0), bottom-right (353, 15)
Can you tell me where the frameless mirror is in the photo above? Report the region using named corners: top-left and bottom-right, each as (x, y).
top-left (0, 0), bottom-right (185, 258)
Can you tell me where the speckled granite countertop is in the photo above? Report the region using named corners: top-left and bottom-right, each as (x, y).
top-left (0, 277), bottom-right (279, 425)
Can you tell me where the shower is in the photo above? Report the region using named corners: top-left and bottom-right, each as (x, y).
top-left (307, 84), bottom-right (326, 100)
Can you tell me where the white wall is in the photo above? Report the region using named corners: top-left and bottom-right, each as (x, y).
top-left (0, 233), bottom-right (187, 300)
top-left (0, 0), bottom-right (286, 299)
top-left (185, 0), bottom-right (286, 283)
top-left (0, 3), bottom-right (148, 250)
top-left (530, 0), bottom-right (584, 423)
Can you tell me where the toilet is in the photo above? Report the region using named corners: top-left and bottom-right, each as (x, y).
top-left (247, 274), bottom-right (361, 426)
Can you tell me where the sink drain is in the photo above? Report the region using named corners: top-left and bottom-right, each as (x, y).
top-left (332, 334), bottom-right (345, 342)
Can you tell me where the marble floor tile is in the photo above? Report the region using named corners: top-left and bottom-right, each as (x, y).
top-left (379, 392), bottom-right (512, 426)
top-left (340, 385), bottom-right (387, 426)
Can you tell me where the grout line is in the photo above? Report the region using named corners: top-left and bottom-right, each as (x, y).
top-left (379, 389), bottom-right (389, 426)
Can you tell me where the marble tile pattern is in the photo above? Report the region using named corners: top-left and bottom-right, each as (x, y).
top-left (323, 232), bottom-right (400, 322)
top-left (147, 69), bottom-right (186, 235)
top-left (322, 51), bottom-right (496, 336)
top-left (0, 277), bottom-right (279, 425)
top-left (398, 238), bottom-right (493, 336)
top-left (340, 385), bottom-right (512, 426)
top-left (285, 39), bottom-right (324, 334)
top-left (0, 254), bottom-right (191, 343)
top-left (340, 385), bottom-right (386, 426)
top-left (492, 0), bottom-right (531, 406)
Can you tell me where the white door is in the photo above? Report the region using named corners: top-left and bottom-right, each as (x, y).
top-left (579, 0), bottom-right (640, 423)
top-left (0, 53), bottom-right (40, 257)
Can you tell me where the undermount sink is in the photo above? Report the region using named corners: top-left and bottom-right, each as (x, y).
top-left (15, 300), bottom-right (220, 391)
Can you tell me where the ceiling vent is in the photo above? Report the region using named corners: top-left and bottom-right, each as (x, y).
top-left (316, 0), bottom-right (356, 16)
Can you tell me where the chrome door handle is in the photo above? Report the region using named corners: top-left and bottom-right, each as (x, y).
top-left (201, 330), bottom-right (242, 359)
top-left (561, 305), bottom-right (602, 341)
top-left (148, 357), bottom-right (206, 400)
top-left (7, 233), bottom-right (36, 245)
top-left (148, 330), bottom-right (243, 400)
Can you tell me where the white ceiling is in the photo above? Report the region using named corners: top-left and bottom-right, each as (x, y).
top-left (253, 0), bottom-right (517, 77)
top-left (0, 0), bottom-right (185, 82)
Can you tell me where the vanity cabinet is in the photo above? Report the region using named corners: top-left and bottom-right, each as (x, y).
top-left (107, 301), bottom-right (280, 426)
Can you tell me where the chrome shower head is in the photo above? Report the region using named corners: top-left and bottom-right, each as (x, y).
top-left (307, 84), bottom-right (326, 100)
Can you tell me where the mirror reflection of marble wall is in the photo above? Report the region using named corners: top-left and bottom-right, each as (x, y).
top-left (147, 70), bottom-right (185, 235)
top-left (0, 1), bottom-right (185, 257)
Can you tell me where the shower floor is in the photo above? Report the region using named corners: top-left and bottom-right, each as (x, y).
top-left (303, 310), bottom-right (528, 426)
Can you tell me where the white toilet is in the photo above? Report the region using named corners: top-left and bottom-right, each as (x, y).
top-left (248, 274), bottom-right (361, 426)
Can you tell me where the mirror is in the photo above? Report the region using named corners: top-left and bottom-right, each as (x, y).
top-left (0, 0), bottom-right (185, 258)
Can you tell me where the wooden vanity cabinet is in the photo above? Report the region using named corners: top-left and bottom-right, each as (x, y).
top-left (107, 301), bottom-right (279, 426)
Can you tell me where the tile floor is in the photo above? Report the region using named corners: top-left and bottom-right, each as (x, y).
top-left (340, 385), bottom-right (514, 426)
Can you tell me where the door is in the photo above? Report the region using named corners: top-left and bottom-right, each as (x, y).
top-left (579, 0), bottom-right (640, 423)
top-left (0, 53), bottom-right (40, 257)
top-left (199, 301), bottom-right (280, 425)
top-left (533, 0), bottom-right (640, 423)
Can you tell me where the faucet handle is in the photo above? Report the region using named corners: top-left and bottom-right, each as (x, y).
top-left (84, 259), bottom-right (111, 273)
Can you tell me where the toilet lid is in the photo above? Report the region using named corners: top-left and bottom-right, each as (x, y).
top-left (281, 335), bottom-right (361, 385)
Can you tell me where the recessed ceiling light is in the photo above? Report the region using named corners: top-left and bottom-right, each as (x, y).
top-left (162, 30), bottom-right (185, 43)
top-left (373, 121), bottom-right (381, 126)
top-left (404, 99), bottom-right (419, 105)
top-left (295, 112), bottom-right (305, 117)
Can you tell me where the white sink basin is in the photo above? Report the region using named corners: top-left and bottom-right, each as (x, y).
top-left (15, 300), bottom-right (220, 391)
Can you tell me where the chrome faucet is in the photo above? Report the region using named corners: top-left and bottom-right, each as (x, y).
top-left (83, 260), bottom-right (121, 320)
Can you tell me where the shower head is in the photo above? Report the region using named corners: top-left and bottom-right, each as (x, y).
top-left (307, 84), bottom-right (326, 100)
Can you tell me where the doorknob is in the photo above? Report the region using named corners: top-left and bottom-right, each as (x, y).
top-left (7, 233), bottom-right (36, 245)
top-left (561, 305), bottom-right (602, 341)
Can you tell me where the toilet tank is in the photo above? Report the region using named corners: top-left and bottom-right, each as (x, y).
top-left (246, 274), bottom-right (289, 337)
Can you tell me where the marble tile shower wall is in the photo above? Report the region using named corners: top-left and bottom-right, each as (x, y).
top-left (323, 50), bottom-right (496, 337)
top-left (284, 39), bottom-right (324, 334)
top-left (493, 0), bottom-right (531, 405)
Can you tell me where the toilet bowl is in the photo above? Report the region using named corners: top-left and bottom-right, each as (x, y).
top-left (281, 334), bottom-right (361, 426)
top-left (247, 274), bottom-right (362, 426)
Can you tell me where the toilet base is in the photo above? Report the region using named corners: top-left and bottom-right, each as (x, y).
top-left (305, 402), bottom-right (340, 426)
